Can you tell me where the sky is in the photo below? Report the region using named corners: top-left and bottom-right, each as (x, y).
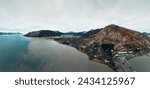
top-left (0, 0), bottom-right (150, 33)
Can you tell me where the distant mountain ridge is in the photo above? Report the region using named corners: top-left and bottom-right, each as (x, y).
top-left (24, 28), bottom-right (101, 37)
top-left (63, 31), bottom-right (86, 36)
top-left (0, 32), bottom-right (21, 35)
top-left (82, 28), bottom-right (102, 37)
top-left (143, 32), bottom-right (150, 36)
top-left (24, 30), bottom-right (63, 37)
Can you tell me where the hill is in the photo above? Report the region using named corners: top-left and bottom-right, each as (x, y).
top-left (84, 24), bottom-right (150, 51)
top-left (24, 30), bottom-right (62, 37)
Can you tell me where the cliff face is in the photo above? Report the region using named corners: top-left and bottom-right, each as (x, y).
top-left (83, 24), bottom-right (150, 51)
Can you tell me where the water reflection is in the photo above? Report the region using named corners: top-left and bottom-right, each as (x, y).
top-left (0, 35), bottom-right (111, 72)
top-left (18, 38), bottom-right (112, 72)
top-left (0, 35), bottom-right (30, 71)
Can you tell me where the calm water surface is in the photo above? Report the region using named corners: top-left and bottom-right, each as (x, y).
top-left (0, 35), bottom-right (111, 72)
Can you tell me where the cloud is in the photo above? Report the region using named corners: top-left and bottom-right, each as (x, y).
top-left (0, 0), bottom-right (150, 32)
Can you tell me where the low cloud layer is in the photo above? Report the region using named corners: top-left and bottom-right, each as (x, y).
top-left (0, 0), bottom-right (150, 33)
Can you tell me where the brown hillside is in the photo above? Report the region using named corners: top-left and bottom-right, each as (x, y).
top-left (85, 24), bottom-right (150, 51)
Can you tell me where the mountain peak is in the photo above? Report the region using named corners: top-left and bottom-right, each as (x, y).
top-left (105, 24), bottom-right (119, 29)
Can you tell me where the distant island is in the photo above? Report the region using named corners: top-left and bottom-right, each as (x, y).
top-left (24, 30), bottom-right (62, 37)
top-left (143, 32), bottom-right (150, 36)
top-left (0, 32), bottom-right (22, 35)
top-left (24, 30), bottom-right (88, 37)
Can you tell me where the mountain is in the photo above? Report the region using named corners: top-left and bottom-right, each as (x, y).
top-left (24, 30), bottom-right (62, 37)
top-left (82, 28), bottom-right (102, 37)
top-left (54, 24), bottom-right (150, 71)
top-left (63, 31), bottom-right (86, 36)
top-left (24, 28), bottom-right (102, 37)
top-left (55, 24), bottom-right (150, 52)
top-left (24, 24), bottom-right (150, 71)
top-left (25, 25), bottom-right (150, 52)
top-left (63, 29), bottom-right (102, 37)
top-left (84, 24), bottom-right (150, 51)
top-left (24, 30), bottom-right (86, 37)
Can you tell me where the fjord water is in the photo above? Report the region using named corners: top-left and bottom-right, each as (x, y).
top-left (0, 35), bottom-right (29, 71)
top-left (0, 35), bottom-right (111, 72)
top-left (0, 35), bottom-right (150, 72)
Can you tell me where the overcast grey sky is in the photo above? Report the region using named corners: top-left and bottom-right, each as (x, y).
top-left (0, 0), bottom-right (150, 33)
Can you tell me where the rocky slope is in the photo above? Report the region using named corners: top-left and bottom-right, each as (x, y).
top-left (83, 24), bottom-right (150, 51)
